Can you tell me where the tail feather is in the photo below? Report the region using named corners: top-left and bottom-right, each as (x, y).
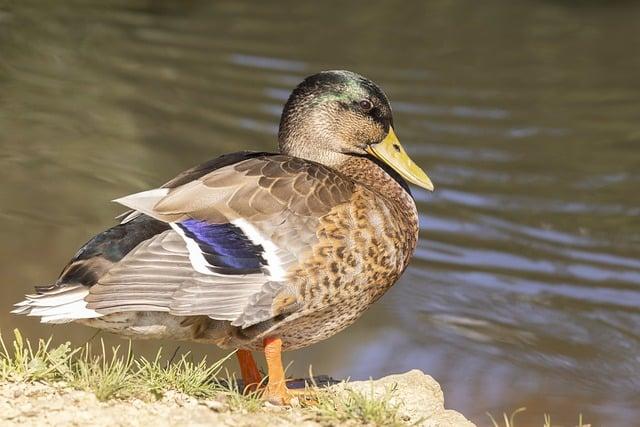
top-left (11, 284), bottom-right (102, 324)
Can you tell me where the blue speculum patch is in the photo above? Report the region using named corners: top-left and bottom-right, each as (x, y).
top-left (178, 219), bottom-right (267, 274)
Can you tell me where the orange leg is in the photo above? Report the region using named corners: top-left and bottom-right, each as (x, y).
top-left (262, 337), bottom-right (291, 405)
top-left (236, 349), bottom-right (263, 393)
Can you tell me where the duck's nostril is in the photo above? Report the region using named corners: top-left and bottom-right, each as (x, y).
top-left (393, 144), bottom-right (401, 152)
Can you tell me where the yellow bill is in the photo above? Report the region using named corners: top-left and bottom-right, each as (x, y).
top-left (366, 127), bottom-right (434, 191)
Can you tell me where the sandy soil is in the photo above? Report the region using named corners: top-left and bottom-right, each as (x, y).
top-left (0, 370), bottom-right (474, 427)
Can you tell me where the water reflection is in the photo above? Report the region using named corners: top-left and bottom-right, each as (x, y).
top-left (1, 1), bottom-right (639, 425)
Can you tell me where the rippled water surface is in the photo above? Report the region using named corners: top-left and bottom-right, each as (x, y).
top-left (1, 1), bottom-right (639, 425)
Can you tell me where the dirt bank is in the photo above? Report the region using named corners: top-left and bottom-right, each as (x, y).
top-left (0, 369), bottom-right (474, 426)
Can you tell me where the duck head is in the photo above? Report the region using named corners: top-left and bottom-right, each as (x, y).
top-left (278, 70), bottom-right (434, 191)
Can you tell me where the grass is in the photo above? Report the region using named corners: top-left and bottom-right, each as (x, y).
top-left (0, 329), bottom-right (405, 425)
top-left (135, 348), bottom-right (231, 399)
top-left (73, 341), bottom-right (136, 400)
top-left (487, 407), bottom-right (591, 427)
top-left (0, 329), bottom-right (233, 401)
top-left (313, 382), bottom-right (411, 427)
top-left (220, 375), bottom-right (265, 413)
top-left (0, 329), bottom-right (77, 382)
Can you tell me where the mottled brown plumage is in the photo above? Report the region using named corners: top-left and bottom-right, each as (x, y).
top-left (13, 70), bottom-right (433, 404)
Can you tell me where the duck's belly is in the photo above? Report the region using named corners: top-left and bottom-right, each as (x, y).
top-left (258, 289), bottom-right (385, 351)
top-left (78, 312), bottom-right (195, 341)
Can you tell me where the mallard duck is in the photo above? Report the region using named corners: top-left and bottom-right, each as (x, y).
top-left (13, 70), bottom-right (433, 404)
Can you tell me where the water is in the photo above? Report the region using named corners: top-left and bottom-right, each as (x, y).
top-left (1, 1), bottom-right (639, 425)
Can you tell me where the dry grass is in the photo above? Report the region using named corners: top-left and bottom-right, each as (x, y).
top-left (0, 329), bottom-right (231, 401)
top-left (0, 329), bottom-right (77, 382)
top-left (135, 348), bottom-right (231, 399)
top-left (312, 382), bottom-right (410, 426)
top-left (487, 407), bottom-right (591, 427)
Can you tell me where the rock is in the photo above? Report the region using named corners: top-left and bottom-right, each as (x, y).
top-left (132, 399), bottom-right (145, 409)
top-left (332, 370), bottom-right (475, 427)
top-left (202, 398), bottom-right (226, 412)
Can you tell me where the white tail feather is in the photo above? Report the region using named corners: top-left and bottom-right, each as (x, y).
top-left (11, 285), bottom-right (102, 324)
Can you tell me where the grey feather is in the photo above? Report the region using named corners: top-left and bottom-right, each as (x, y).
top-left (86, 230), bottom-right (269, 321)
top-left (103, 155), bottom-right (355, 327)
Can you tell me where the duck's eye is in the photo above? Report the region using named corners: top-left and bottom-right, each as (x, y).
top-left (359, 99), bottom-right (373, 111)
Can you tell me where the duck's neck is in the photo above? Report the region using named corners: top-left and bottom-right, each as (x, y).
top-left (279, 126), bottom-right (416, 219)
top-left (336, 156), bottom-right (417, 217)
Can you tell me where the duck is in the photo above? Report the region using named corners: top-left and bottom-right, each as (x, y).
top-left (13, 70), bottom-right (434, 404)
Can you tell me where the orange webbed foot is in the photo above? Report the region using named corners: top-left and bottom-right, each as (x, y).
top-left (262, 378), bottom-right (293, 405)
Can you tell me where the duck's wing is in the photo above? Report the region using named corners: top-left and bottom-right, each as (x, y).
top-left (117, 151), bottom-right (270, 224)
top-left (13, 152), bottom-right (270, 323)
top-left (89, 154), bottom-right (354, 326)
